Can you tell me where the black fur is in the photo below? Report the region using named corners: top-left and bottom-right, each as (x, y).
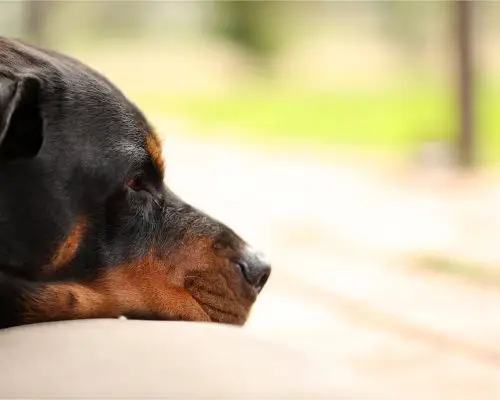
top-left (0, 37), bottom-right (270, 329)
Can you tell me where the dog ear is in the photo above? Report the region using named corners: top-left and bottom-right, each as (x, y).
top-left (0, 74), bottom-right (43, 159)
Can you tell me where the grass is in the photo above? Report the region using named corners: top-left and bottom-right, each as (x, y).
top-left (132, 81), bottom-right (500, 164)
top-left (414, 255), bottom-right (500, 289)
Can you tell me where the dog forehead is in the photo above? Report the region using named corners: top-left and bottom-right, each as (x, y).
top-left (1, 37), bottom-right (165, 177)
top-left (112, 131), bottom-right (164, 175)
top-left (113, 139), bottom-right (148, 161)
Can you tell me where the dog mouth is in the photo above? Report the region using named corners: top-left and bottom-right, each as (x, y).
top-left (184, 273), bottom-right (258, 325)
top-left (190, 286), bottom-right (257, 326)
top-left (120, 294), bottom-right (254, 325)
top-left (117, 296), bottom-right (254, 326)
top-left (197, 301), bottom-right (248, 325)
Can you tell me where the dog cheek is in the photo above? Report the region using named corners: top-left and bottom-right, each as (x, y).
top-left (184, 268), bottom-right (254, 325)
top-left (41, 215), bottom-right (88, 276)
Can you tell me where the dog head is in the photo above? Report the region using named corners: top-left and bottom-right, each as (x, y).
top-left (0, 38), bottom-right (270, 325)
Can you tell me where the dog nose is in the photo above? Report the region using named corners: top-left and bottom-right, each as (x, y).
top-left (237, 247), bottom-right (271, 292)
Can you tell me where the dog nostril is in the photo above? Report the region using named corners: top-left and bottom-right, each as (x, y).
top-left (237, 261), bottom-right (250, 280)
top-left (237, 260), bottom-right (271, 293)
top-left (255, 268), bottom-right (270, 293)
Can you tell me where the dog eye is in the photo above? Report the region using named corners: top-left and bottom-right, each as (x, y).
top-left (126, 177), bottom-right (148, 193)
top-left (126, 178), bottom-right (139, 191)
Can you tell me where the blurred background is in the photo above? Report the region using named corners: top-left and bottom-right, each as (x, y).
top-left (2, 1), bottom-right (500, 398)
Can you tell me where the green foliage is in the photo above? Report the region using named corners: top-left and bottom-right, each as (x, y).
top-left (135, 84), bottom-right (453, 153)
top-left (211, 2), bottom-right (283, 63)
top-left (133, 82), bottom-right (500, 164)
top-left (415, 255), bottom-right (500, 289)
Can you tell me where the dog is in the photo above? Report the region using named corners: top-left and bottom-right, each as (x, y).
top-left (0, 37), bottom-right (270, 329)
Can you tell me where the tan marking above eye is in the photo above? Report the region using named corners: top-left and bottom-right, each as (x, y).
top-left (146, 131), bottom-right (165, 176)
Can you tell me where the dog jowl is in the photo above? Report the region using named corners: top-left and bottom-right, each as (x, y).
top-left (0, 37), bottom-right (270, 329)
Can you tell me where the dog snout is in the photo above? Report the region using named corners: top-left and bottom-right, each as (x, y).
top-left (237, 246), bottom-right (271, 293)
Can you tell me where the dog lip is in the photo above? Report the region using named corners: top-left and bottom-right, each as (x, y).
top-left (191, 296), bottom-right (248, 325)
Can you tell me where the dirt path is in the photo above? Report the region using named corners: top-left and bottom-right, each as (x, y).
top-left (155, 118), bottom-right (500, 398)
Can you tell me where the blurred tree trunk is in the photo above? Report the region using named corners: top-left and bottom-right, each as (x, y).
top-left (24, 0), bottom-right (52, 45)
top-left (456, 0), bottom-right (474, 168)
top-left (213, 1), bottom-right (281, 73)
